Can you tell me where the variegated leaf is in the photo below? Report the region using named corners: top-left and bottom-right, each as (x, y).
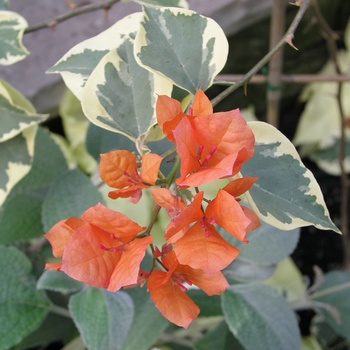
top-left (81, 36), bottom-right (172, 140)
top-left (0, 126), bottom-right (36, 207)
top-left (47, 13), bottom-right (143, 100)
top-left (241, 121), bottom-right (340, 233)
top-left (0, 10), bottom-right (29, 65)
top-left (131, 0), bottom-right (188, 8)
top-left (0, 80), bottom-right (48, 142)
top-left (134, 6), bottom-right (228, 94)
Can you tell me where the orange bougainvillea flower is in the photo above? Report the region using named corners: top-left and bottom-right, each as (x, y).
top-left (173, 220), bottom-right (240, 275)
top-left (156, 89), bottom-right (255, 187)
top-left (44, 203), bottom-right (152, 291)
top-left (100, 150), bottom-right (162, 203)
top-left (148, 250), bottom-right (228, 328)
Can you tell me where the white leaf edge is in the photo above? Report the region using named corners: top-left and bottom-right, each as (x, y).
top-left (134, 6), bottom-right (229, 93)
top-left (245, 121), bottom-right (341, 234)
top-left (0, 10), bottom-right (29, 65)
top-left (48, 12), bottom-right (144, 100)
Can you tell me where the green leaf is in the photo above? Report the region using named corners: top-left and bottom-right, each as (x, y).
top-left (0, 80), bottom-right (48, 142)
top-left (195, 321), bottom-right (243, 350)
top-left (222, 284), bottom-right (301, 350)
top-left (47, 12), bottom-right (144, 100)
top-left (81, 36), bottom-right (172, 140)
top-left (0, 126), bottom-right (36, 207)
top-left (134, 6), bottom-right (228, 94)
top-left (311, 271), bottom-right (350, 339)
top-left (238, 223), bottom-right (300, 265)
top-left (0, 245), bottom-right (49, 350)
top-left (41, 168), bottom-right (104, 232)
top-left (0, 127), bottom-right (69, 243)
top-left (121, 287), bottom-right (169, 350)
top-left (37, 270), bottom-right (84, 295)
top-left (69, 288), bottom-right (134, 350)
top-left (0, 10), bottom-right (29, 65)
top-left (241, 121), bottom-right (340, 233)
top-left (187, 289), bottom-right (222, 317)
top-left (301, 336), bottom-right (323, 350)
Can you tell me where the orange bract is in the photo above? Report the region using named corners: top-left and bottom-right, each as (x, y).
top-left (156, 88), bottom-right (255, 187)
top-left (100, 150), bottom-right (162, 202)
top-left (44, 203), bottom-right (150, 291)
top-left (148, 250), bottom-right (228, 328)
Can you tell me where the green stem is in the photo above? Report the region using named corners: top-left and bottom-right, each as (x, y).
top-left (49, 304), bottom-right (72, 318)
top-left (311, 281), bottom-right (350, 299)
top-left (211, 0), bottom-right (311, 107)
top-left (165, 156), bottom-right (180, 185)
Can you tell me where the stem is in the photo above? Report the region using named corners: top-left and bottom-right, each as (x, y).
top-left (311, 281), bottom-right (350, 299)
top-left (211, 0), bottom-right (312, 107)
top-left (311, 0), bottom-right (349, 269)
top-left (25, 0), bottom-right (121, 34)
top-left (49, 304), bottom-right (72, 318)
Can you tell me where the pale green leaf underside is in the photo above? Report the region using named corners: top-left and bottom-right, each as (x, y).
top-left (69, 288), bottom-right (134, 350)
top-left (134, 6), bottom-right (228, 94)
top-left (222, 284), bottom-right (301, 350)
top-left (82, 37), bottom-right (172, 140)
top-left (0, 126), bottom-right (36, 207)
top-left (242, 121), bottom-right (340, 233)
top-left (0, 11), bottom-right (29, 65)
top-left (0, 246), bottom-right (49, 350)
top-left (47, 13), bottom-right (144, 100)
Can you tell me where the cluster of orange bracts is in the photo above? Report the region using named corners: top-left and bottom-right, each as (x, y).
top-left (45, 89), bottom-right (260, 328)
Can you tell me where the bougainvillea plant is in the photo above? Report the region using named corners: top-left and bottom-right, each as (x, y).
top-left (0, 1), bottom-right (347, 350)
top-left (44, 88), bottom-right (261, 328)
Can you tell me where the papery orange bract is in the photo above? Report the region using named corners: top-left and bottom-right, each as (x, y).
top-left (81, 202), bottom-right (145, 243)
top-left (148, 250), bottom-right (228, 327)
top-left (156, 89), bottom-right (255, 188)
top-left (148, 270), bottom-right (200, 328)
top-left (45, 203), bottom-right (150, 291)
top-left (151, 188), bottom-right (187, 216)
top-left (205, 189), bottom-right (252, 243)
top-left (44, 217), bottom-right (84, 259)
top-left (100, 150), bottom-right (162, 202)
top-left (191, 88), bottom-right (213, 116)
top-left (100, 150), bottom-right (137, 188)
top-left (175, 111), bottom-right (255, 187)
top-left (222, 176), bottom-right (258, 198)
top-left (154, 190), bottom-right (204, 243)
top-left (156, 94), bottom-right (186, 142)
top-left (174, 221), bottom-right (240, 275)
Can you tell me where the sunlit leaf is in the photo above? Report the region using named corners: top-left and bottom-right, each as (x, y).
top-left (0, 10), bottom-right (29, 65)
top-left (47, 13), bottom-right (144, 100)
top-left (242, 121), bottom-right (340, 233)
top-left (131, 0), bottom-right (188, 8)
top-left (81, 36), bottom-right (172, 140)
top-left (134, 6), bottom-right (228, 93)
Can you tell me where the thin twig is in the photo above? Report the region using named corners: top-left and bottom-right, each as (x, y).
top-left (24, 0), bottom-right (121, 34)
top-left (311, 0), bottom-right (349, 269)
top-left (211, 0), bottom-right (312, 107)
top-left (216, 74), bottom-right (350, 83)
